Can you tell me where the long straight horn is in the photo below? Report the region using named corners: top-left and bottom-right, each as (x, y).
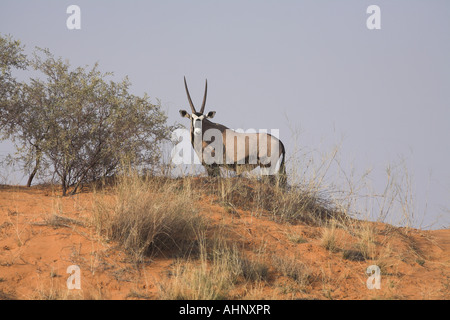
top-left (184, 76), bottom-right (196, 113)
top-left (200, 79), bottom-right (208, 114)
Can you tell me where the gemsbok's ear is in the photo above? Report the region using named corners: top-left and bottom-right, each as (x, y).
top-left (179, 110), bottom-right (191, 119)
top-left (206, 111), bottom-right (216, 119)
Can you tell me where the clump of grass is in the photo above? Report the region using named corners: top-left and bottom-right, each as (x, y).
top-left (34, 214), bottom-right (85, 229)
top-left (159, 258), bottom-right (229, 300)
top-left (286, 232), bottom-right (308, 244)
top-left (126, 289), bottom-right (151, 300)
top-left (342, 249), bottom-right (365, 261)
top-left (93, 169), bottom-right (205, 262)
top-left (416, 258), bottom-right (425, 266)
top-left (158, 238), bottom-right (238, 300)
top-left (211, 177), bottom-right (340, 225)
top-left (209, 238), bottom-right (271, 283)
top-left (320, 221), bottom-right (339, 253)
top-left (240, 257), bottom-right (270, 282)
top-left (158, 236), bottom-right (270, 299)
top-left (272, 254), bottom-right (312, 288)
top-left (355, 223), bottom-right (376, 260)
top-left (267, 186), bottom-right (337, 224)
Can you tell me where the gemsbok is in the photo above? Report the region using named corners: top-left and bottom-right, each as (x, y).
top-left (179, 77), bottom-right (287, 187)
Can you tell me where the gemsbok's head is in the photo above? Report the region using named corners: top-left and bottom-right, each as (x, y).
top-left (179, 77), bottom-right (216, 137)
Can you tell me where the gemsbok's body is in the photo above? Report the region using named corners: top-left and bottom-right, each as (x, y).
top-left (179, 77), bottom-right (286, 187)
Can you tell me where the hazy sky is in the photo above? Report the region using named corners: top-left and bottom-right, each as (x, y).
top-left (1, 1), bottom-right (449, 229)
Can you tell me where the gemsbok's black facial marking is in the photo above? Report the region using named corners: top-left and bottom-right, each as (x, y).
top-left (192, 114), bottom-right (204, 136)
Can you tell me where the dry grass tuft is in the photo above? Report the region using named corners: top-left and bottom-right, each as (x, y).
top-left (158, 238), bottom-right (238, 300)
top-left (271, 254), bottom-right (312, 288)
top-left (320, 221), bottom-right (339, 253)
top-left (158, 235), bottom-right (270, 299)
top-left (205, 177), bottom-right (341, 225)
top-left (92, 169), bottom-right (206, 262)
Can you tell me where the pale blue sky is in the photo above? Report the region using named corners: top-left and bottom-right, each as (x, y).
top-left (1, 1), bottom-right (449, 229)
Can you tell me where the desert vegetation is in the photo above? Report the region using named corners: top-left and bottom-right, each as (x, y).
top-left (1, 169), bottom-right (448, 300)
top-left (1, 34), bottom-right (173, 195)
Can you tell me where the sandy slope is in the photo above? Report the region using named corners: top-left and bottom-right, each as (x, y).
top-left (0, 184), bottom-right (448, 300)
